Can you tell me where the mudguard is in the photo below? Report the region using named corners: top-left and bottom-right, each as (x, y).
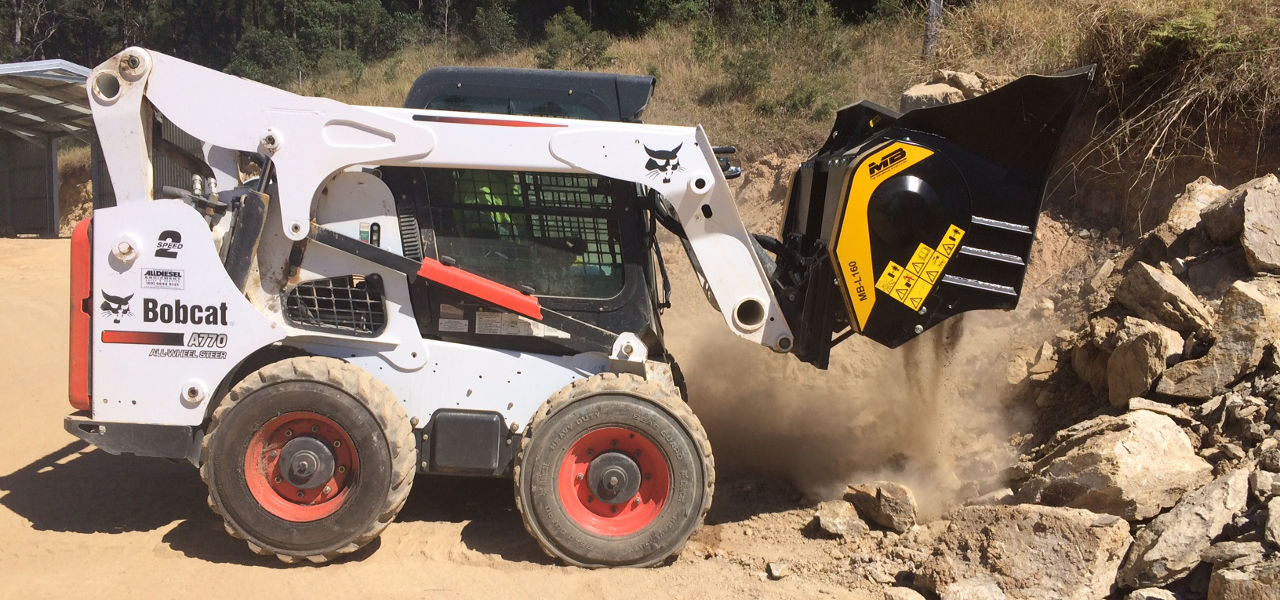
top-left (777, 66), bottom-right (1094, 366)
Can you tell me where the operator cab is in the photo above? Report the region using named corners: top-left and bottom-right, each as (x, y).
top-left (382, 68), bottom-right (668, 358)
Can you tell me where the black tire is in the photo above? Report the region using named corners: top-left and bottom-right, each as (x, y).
top-left (200, 356), bottom-right (416, 564)
top-left (514, 372), bottom-right (714, 567)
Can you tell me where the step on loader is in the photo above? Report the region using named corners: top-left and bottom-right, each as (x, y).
top-left (65, 47), bottom-right (1092, 566)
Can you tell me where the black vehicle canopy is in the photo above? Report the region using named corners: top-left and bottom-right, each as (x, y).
top-left (404, 67), bottom-right (655, 123)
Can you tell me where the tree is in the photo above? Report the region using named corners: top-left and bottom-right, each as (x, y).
top-left (535, 6), bottom-right (612, 69)
top-left (922, 0), bottom-right (942, 59)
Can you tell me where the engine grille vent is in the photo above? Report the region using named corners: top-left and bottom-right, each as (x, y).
top-left (284, 275), bottom-right (386, 336)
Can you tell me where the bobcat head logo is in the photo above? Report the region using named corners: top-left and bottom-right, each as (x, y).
top-left (100, 292), bottom-right (133, 324)
top-left (644, 144), bottom-right (683, 184)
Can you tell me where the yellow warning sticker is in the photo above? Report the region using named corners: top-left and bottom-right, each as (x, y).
top-left (879, 224), bottom-right (967, 310)
top-left (905, 244), bottom-right (934, 276)
top-left (875, 261), bottom-right (905, 294)
top-left (889, 270), bottom-right (920, 303)
top-left (937, 225), bottom-right (965, 258)
top-left (905, 277), bottom-right (932, 310)
top-left (922, 252), bottom-right (949, 284)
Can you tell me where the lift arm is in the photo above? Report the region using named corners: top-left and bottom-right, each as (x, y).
top-left (87, 47), bottom-right (793, 351)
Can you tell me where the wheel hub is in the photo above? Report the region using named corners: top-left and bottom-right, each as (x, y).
top-left (587, 451), bottom-right (642, 505)
top-left (279, 436), bottom-right (336, 490)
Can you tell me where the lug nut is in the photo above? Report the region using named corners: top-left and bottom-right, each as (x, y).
top-left (576, 473), bottom-right (584, 481)
top-left (284, 429), bottom-right (293, 437)
top-left (323, 485), bottom-right (331, 495)
top-left (338, 465), bottom-right (346, 473)
top-left (311, 425), bottom-right (319, 433)
top-left (269, 451), bottom-right (277, 459)
top-left (333, 440), bottom-right (341, 448)
top-left (274, 476), bottom-right (282, 483)
top-left (297, 491), bottom-right (305, 498)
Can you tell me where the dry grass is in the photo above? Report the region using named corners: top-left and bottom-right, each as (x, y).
top-left (943, 0), bottom-right (1280, 230)
top-left (282, 0), bottom-right (1278, 233)
top-left (290, 14), bottom-right (925, 159)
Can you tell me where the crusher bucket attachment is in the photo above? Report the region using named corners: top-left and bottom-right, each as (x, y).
top-left (769, 66), bottom-right (1095, 368)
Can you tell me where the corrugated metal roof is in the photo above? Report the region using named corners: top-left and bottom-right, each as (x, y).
top-left (0, 59), bottom-right (93, 142)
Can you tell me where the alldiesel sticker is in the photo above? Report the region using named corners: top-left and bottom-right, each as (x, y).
top-left (141, 268), bottom-right (184, 290)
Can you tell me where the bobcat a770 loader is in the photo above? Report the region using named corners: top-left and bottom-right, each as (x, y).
top-left (66, 47), bottom-right (1092, 566)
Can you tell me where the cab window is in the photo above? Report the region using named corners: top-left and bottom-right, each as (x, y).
top-left (428, 169), bottom-right (625, 300)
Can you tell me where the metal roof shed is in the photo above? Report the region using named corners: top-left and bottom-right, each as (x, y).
top-left (0, 59), bottom-right (95, 236)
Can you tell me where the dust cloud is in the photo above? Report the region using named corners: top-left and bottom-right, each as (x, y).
top-left (665, 272), bottom-right (1052, 519)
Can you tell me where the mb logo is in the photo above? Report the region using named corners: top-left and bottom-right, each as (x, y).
top-left (868, 146), bottom-right (908, 178)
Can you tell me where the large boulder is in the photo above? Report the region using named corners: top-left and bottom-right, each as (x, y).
top-left (916, 505), bottom-right (1132, 600)
top-left (846, 482), bottom-right (917, 534)
top-left (1156, 279), bottom-right (1280, 399)
top-left (1118, 468), bottom-right (1251, 588)
top-left (1170, 176), bottom-right (1231, 232)
top-left (1115, 262), bottom-right (1215, 335)
top-left (1017, 411), bottom-right (1212, 520)
top-left (810, 500), bottom-right (868, 539)
top-left (1242, 175), bottom-right (1280, 273)
top-left (1200, 176), bottom-right (1280, 243)
top-left (900, 82), bottom-right (964, 112)
top-left (931, 69), bottom-right (985, 98)
top-left (1107, 318), bottom-right (1183, 408)
top-left (1207, 559), bottom-right (1280, 600)
top-left (1134, 177), bottom-right (1228, 262)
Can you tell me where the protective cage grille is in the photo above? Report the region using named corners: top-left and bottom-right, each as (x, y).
top-left (284, 275), bottom-right (387, 336)
top-left (427, 171), bottom-right (626, 299)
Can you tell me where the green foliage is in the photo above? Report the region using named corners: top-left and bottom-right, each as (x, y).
top-left (535, 7), bottom-right (614, 69)
top-left (647, 63), bottom-right (663, 83)
top-left (691, 20), bottom-right (717, 62)
top-left (469, 0), bottom-right (521, 56)
top-left (721, 48), bottom-right (774, 97)
top-left (225, 30), bottom-right (305, 87)
top-left (1132, 9), bottom-right (1238, 76)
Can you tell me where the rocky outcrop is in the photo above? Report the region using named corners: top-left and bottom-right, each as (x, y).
top-left (916, 505), bottom-right (1132, 600)
top-left (1118, 469), bottom-right (1251, 588)
top-left (899, 70), bottom-right (1013, 112)
top-left (1156, 279), bottom-right (1280, 399)
top-left (1199, 177), bottom-right (1267, 244)
top-left (846, 482), bottom-right (918, 534)
top-left (900, 83), bottom-right (964, 112)
top-left (1114, 262), bottom-right (1215, 334)
top-left (1016, 411), bottom-right (1212, 520)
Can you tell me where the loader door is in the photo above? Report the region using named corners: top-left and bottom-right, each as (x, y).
top-left (382, 166), bottom-right (662, 356)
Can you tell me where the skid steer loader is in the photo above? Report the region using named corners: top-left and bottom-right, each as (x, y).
top-left (65, 47), bottom-right (1092, 566)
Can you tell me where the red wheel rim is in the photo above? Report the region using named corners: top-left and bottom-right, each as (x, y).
top-left (557, 426), bottom-right (671, 537)
top-left (244, 411), bottom-right (357, 522)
